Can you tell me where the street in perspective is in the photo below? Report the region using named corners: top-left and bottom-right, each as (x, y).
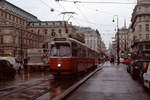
top-left (0, 0), bottom-right (150, 100)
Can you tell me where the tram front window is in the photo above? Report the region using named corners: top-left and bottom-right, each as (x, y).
top-left (51, 43), bottom-right (71, 57)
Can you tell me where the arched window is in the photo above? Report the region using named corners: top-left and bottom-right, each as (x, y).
top-left (51, 29), bottom-right (56, 36)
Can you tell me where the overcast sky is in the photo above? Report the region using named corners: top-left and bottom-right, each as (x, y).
top-left (7, 0), bottom-right (137, 48)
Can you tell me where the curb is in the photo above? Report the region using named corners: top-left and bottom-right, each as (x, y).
top-left (52, 64), bottom-right (104, 100)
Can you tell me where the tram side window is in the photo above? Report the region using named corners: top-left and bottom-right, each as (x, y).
top-left (89, 50), bottom-right (92, 58)
top-left (72, 49), bottom-right (77, 57)
top-left (77, 46), bottom-right (82, 57)
top-left (82, 48), bottom-right (86, 58)
top-left (72, 42), bottom-right (77, 57)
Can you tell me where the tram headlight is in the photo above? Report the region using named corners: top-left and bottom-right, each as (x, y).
top-left (58, 64), bottom-right (61, 68)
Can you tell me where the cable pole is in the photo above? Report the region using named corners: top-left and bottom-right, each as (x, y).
top-left (113, 15), bottom-right (120, 64)
top-left (20, 29), bottom-right (23, 63)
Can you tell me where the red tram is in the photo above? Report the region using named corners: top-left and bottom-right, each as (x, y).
top-left (49, 38), bottom-right (99, 75)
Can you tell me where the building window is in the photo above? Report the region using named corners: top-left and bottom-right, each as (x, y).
top-left (44, 29), bottom-right (47, 35)
top-left (139, 25), bottom-right (142, 32)
top-left (139, 16), bottom-right (141, 22)
top-left (1, 11), bottom-right (3, 17)
top-left (0, 36), bottom-right (3, 44)
top-left (13, 16), bottom-right (15, 21)
top-left (9, 14), bottom-right (11, 20)
top-left (58, 29), bottom-right (62, 33)
top-left (139, 34), bottom-right (142, 39)
top-left (52, 29), bottom-right (55, 32)
top-left (51, 29), bottom-right (56, 36)
top-left (31, 30), bottom-right (33, 33)
top-left (5, 12), bottom-right (7, 18)
top-left (38, 29), bottom-right (40, 34)
top-left (22, 21), bottom-right (24, 25)
top-left (65, 29), bottom-right (68, 33)
top-left (146, 34), bottom-right (149, 40)
top-left (145, 24), bottom-right (149, 32)
top-left (132, 28), bottom-right (135, 32)
top-left (145, 45), bottom-right (150, 49)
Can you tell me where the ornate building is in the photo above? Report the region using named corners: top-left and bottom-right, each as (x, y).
top-left (0, 0), bottom-right (43, 59)
top-left (27, 21), bottom-right (78, 48)
top-left (118, 26), bottom-right (128, 54)
top-left (112, 21), bottom-right (128, 58)
top-left (130, 0), bottom-right (150, 58)
top-left (75, 27), bottom-right (103, 53)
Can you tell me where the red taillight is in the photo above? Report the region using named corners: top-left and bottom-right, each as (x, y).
top-left (135, 66), bottom-right (139, 69)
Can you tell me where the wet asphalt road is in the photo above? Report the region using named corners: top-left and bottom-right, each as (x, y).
top-left (0, 71), bottom-right (52, 89)
top-left (65, 62), bottom-right (150, 100)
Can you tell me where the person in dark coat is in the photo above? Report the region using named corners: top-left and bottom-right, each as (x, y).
top-left (23, 58), bottom-right (28, 72)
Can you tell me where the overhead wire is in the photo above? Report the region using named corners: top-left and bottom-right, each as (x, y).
top-left (57, 0), bottom-right (136, 4)
top-left (55, 0), bottom-right (100, 29)
top-left (55, 1), bottom-right (82, 25)
top-left (73, 3), bottom-right (100, 30)
top-left (39, 0), bottom-right (61, 12)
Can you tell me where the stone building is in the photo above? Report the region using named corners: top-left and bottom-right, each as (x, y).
top-left (0, 0), bottom-right (43, 59)
top-left (112, 22), bottom-right (128, 58)
top-left (27, 21), bottom-right (78, 48)
top-left (75, 27), bottom-right (102, 53)
top-left (118, 27), bottom-right (128, 54)
top-left (130, 0), bottom-right (150, 58)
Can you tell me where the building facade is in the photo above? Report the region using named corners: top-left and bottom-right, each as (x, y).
top-left (118, 27), bottom-right (128, 54)
top-left (27, 21), bottom-right (78, 48)
top-left (75, 27), bottom-right (103, 53)
top-left (0, 0), bottom-right (42, 59)
top-left (130, 0), bottom-right (150, 58)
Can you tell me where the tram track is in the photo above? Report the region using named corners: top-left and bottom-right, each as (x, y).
top-left (0, 64), bottom-right (104, 100)
top-left (0, 80), bottom-right (46, 97)
top-left (0, 74), bottom-right (74, 100)
top-left (0, 75), bottom-right (55, 100)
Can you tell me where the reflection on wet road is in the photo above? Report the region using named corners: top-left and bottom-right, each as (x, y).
top-left (0, 69), bottom-right (86, 100)
top-left (0, 71), bottom-right (51, 89)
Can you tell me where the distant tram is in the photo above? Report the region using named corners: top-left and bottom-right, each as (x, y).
top-left (49, 37), bottom-right (99, 75)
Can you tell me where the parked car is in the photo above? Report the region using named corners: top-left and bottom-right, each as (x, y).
top-left (143, 62), bottom-right (150, 89)
top-left (139, 62), bottom-right (149, 83)
top-left (0, 60), bottom-right (16, 80)
top-left (126, 60), bottom-right (135, 73)
top-left (0, 57), bottom-right (22, 72)
top-left (121, 59), bottom-right (135, 65)
top-left (130, 60), bottom-right (150, 80)
top-left (130, 60), bottom-right (143, 79)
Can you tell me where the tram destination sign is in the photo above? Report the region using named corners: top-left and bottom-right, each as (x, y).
top-left (54, 38), bottom-right (67, 41)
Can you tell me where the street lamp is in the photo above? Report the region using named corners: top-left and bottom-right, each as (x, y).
top-left (112, 15), bottom-right (120, 64)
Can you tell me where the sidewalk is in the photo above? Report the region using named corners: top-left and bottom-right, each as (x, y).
top-left (66, 62), bottom-right (150, 100)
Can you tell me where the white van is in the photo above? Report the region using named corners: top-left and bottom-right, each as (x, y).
top-left (27, 49), bottom-right (49, 68)
top-left (143, 63), bottom-right (150, 89)
top-left (0, 57), bottom-right (22, 71)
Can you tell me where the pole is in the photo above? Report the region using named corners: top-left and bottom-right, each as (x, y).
top-left (117, 29), bottom-right (120, 64)
top-left (113, 15), bottom-right (120, 64)
top-left (20, 30), bottom-right (23, 63)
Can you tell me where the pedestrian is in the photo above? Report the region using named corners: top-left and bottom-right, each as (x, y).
top-left (23, 58), bottom-right (28, 72)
